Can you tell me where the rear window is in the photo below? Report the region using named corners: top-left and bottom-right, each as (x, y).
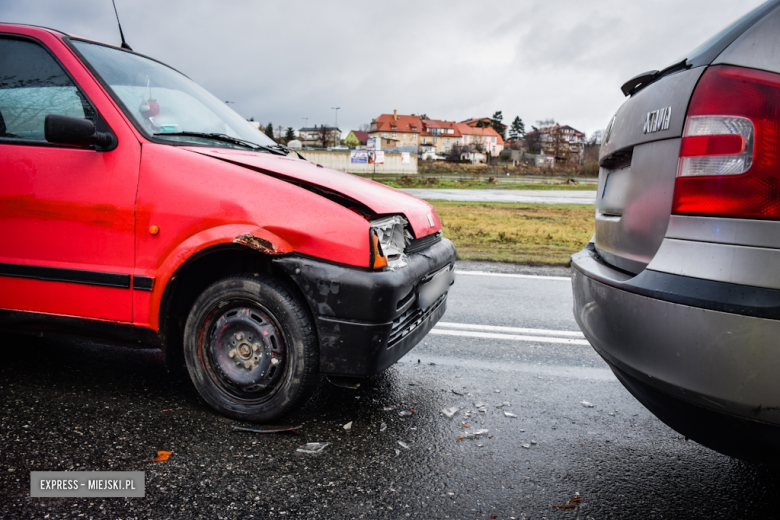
top-left (682, 1), bottom-right (779, 67)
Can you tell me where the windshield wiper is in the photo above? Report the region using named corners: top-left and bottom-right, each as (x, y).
top-left (153, 131), bottom-right (288, 156)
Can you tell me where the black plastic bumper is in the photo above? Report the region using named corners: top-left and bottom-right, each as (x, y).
top-left (273, 238), bottom-right (457, 376)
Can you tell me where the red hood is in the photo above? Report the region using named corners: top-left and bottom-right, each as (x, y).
top-left (183, 148), bottom-right (441, 238)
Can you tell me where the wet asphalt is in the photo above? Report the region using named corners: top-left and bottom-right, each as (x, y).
top-left (2, 262), bottom-right (780, 519)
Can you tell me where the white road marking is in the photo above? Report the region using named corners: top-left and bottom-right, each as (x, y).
top-left (455, 270), bottom-right (570, 281)
top-left (429, 328), bottom-right (590, 345)
top-left (436, 322), bottom-right (585, 337)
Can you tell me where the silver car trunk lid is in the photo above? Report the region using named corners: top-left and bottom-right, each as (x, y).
top-left (595, 68), bottom-right (704, 273)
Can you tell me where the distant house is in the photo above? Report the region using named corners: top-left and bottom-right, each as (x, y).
top-left (419, 118), bottom-right (462, 155)
top-left (369, 110), bottom-right (422, 151)
top-left (526, 124), bottom-right (584, 162)
top-left (343, 130), bottom-right (368, 148)
top-left (456, 123), bottom-right (504, 156)
top-left (298, 125), bottom-right (341, 148)
top-left (461, 151), bottom-right (487, 164)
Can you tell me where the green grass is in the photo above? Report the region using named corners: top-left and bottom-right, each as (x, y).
top-left (429, 200), bottom-right (594, 266)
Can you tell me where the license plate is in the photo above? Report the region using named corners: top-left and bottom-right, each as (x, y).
top-left (418, 266), bottom-right (454, 309)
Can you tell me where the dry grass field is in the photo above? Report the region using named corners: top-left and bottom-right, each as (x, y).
top-left (430, 200), bottom-right (594, 266)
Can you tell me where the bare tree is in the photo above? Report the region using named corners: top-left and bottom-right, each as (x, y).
top-left (317, 124), bottom-right (332, 147)
top-left (358, 123), bottom-right (371, 132)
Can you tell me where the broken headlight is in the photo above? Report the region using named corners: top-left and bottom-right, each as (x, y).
top-left (370, 215), bottom-right (412, 270)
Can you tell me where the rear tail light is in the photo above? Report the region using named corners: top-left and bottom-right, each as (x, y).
top-left (672, 65), bottom-right (780, 219)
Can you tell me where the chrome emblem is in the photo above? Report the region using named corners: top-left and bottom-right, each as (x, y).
top-left (427, 213), bottom-right (434, 227)
top-left (643, 107), bottom-right (672, 134)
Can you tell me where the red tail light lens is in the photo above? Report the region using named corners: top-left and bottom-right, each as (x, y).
top-left (672, 65), bottom-right (780, 219)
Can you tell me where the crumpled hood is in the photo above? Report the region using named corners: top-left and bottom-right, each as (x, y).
top-left (183, 148), bottom-right (441, 238)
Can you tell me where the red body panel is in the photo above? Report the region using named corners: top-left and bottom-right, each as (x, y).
top-left (0, 25), bottom-right (141, 322)
top-left (134, 145), bottom-right (371, 329)
top-left (0, 24), bottom-right (444, 335)
top-left (186, 149), bottom-right (442, 238)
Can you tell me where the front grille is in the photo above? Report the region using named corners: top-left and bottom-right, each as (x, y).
top-left (405, 231), bottom-right (442, 254)
top-left (388, 293), bottom-right (446, 347)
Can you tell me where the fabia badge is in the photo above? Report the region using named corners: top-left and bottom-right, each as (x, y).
top-left (643, 107), bottom-right (672, 134)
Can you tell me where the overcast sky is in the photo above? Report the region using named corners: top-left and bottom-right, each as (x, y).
top-left (1, 0), bottom-right (767, 138)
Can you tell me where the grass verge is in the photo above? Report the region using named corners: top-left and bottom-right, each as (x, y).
top-left (376, 177), bottom-right (596, 190)
top-left (429, 200), bottom-right (594, 266)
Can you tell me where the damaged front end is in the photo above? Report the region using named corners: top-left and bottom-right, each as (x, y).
top-left (370, 215), bottom-right (412, 270)
top-left (273, 236), bottom-right (456, 378)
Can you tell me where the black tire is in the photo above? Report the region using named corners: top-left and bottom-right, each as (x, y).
top-left (183, 274), bottom-right (318, 422)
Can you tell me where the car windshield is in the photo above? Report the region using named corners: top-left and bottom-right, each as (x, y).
top-left (71, 40), bottom-right (278, 150)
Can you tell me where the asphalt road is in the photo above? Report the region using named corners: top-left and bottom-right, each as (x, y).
top-left (400, 189), bottom-right (597, 204)
top-left (1, 264), bottom-right (779, 519)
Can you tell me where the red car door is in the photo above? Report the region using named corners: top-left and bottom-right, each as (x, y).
top-left (0, 33), bottom-right (139, 322)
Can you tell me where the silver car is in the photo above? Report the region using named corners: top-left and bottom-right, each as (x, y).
top-left (572, 0), bottom-right (780, 462)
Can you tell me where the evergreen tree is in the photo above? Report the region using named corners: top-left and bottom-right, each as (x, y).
top-left (509, 116), bottom-right (526, 140)
top-left (490, 111), bottom-right (507, 138)
top-left (285, 127), bottom-right (295, 142)
top-left (265, 122), bottom-right (274, 141)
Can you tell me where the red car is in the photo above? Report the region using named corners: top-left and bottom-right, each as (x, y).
top-left (0, 24), bottom-right (456, 421)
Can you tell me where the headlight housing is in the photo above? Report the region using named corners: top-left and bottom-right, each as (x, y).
top-left (370, 215), bottom-right (411, 269)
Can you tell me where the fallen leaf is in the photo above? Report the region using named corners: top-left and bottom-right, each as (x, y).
top-left (463, 424), bottom-right (470, 428)
top-left (570, 497), bottom-right (582, 502)
top-left (410, 409), bottom-right (415, 414)
top-left (488, 435), bottom-right (494, 439)
top-left (491, 515), bottom-right (498, 519)
top-left (152, 450), bottom-right (172, 462)
top-left (457, 436), bottom-right (464, 441)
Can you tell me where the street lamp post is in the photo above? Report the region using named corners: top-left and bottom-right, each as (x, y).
top-left (331, 107), bottom-right (340, 129)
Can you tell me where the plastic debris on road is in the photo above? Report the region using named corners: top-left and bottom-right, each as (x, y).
top-left (399, 410), bottom-right (413, 417)
top-left (398, 441), bottom-right (410, 449)
top-left (495, 402), bottom-right (511, 408)
top-left (504, 411), bottom-right (518, 418)
top-left (581, 401), bottom-right (595, 408)
top-left (474, 429), bottom-right (489, 435)
top-left (521, 444), bottom-right (531, 449)
top-left (296, 442), bottom-right (329, 454)
top-left (232, 425), bottom-right (302, 434)
top-left (441, 407), bottom-right (460, 418)
top-left (343, 421), bottom-right (353, 431)
top-left (380, 422), bottom-right (387, 433)
top-left (152, 450), bottom-right (172, 462)
top-left (531, 440), bottom-right (537, 445)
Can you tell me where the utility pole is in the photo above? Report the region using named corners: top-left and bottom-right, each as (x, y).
top-left (302, 117), bottom-right (308, 128)
top-left (331, 107), bottom-right (340, 129)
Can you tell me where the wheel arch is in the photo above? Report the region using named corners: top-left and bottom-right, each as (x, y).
top-left (157, 243), bottom-right (314, 369)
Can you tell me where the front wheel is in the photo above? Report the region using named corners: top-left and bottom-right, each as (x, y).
top-left (183, 274), bottom-right (318, 422)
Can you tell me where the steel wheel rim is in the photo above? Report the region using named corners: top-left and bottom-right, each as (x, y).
top-left (200, 299), bottom-right (288, 401)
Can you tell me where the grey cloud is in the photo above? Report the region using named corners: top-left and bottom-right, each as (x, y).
top-left (0, 0), bottom-right (766, 137)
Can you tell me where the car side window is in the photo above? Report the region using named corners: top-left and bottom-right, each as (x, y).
top-left (0, 37), bottom-right (95, 141)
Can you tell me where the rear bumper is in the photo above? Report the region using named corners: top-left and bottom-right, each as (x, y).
top-left (571, 243), bottom-right (780, 428)
top-left (274, 238), bottom-right (456, 376)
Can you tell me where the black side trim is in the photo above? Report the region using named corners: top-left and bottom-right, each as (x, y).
top-left (133, 276), bottom-right (154, 291)
top-left (573, 243), bottom-right (780, 320)
top-left (0, 309), bottom-right (160, 348)
top-left (0, 262), bottom-right (130, 288)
